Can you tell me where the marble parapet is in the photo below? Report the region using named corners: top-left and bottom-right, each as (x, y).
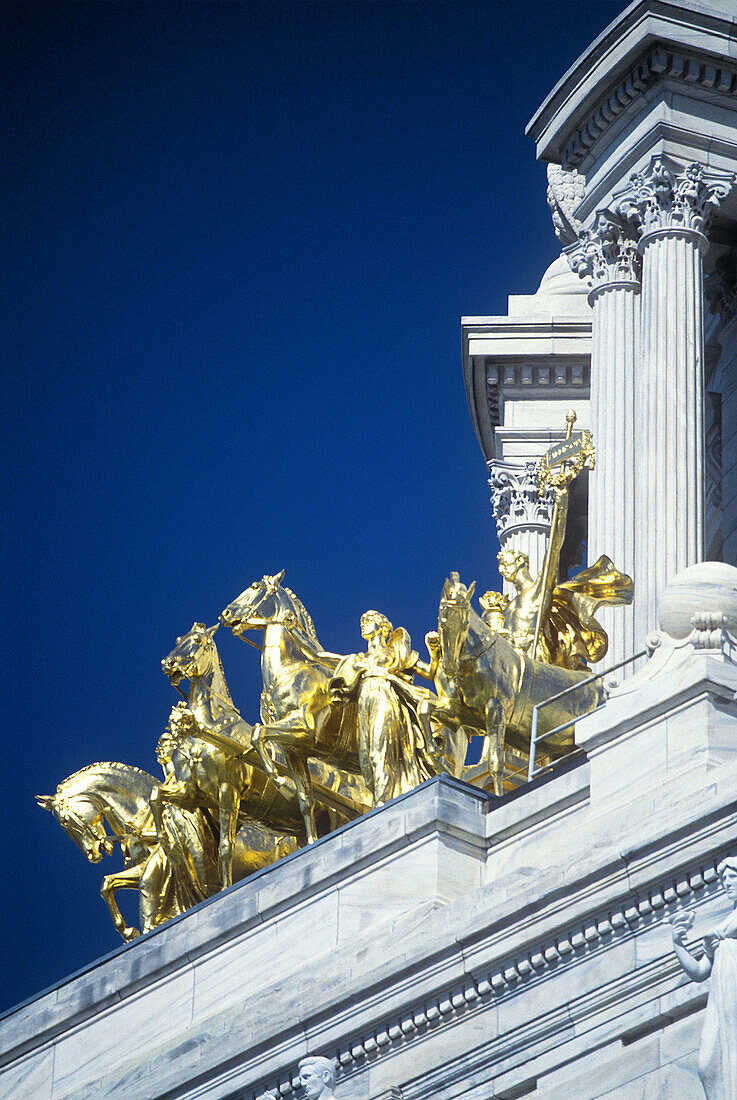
top-left (3, 650), bottom-right (737, 1099)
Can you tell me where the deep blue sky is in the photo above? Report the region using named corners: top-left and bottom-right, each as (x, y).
top-left (3, 0), bottom-right (622, 1013)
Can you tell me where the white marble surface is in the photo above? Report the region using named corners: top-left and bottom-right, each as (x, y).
top-left (588, 277), bottom-right (640, 669)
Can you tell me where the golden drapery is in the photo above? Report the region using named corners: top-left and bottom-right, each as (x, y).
top-left (330, 627), bottom-right (436, 805)
top-left (544, 554), bottom-right (635, 669)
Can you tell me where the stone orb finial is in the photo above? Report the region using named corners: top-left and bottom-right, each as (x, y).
top-left (657, 561), bottom-right (737, 639)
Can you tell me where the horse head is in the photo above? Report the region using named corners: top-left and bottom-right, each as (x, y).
top-left (220, 570), bottom-right (299, 636)
top-left (36, 790), bottom-right (115, 864)
top-left (162, 622), bottom-right (220, 685)
top-left (438, 572), bottom-right (476, 681)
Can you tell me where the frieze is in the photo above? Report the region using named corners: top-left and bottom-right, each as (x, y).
top-left (561, 47), bottom-right (737, 170)
top-left (248, 851), bottom-right (728, 1098)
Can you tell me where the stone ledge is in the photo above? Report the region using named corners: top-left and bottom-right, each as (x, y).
top-left (527, 1), bottom-right (737, 164)
top-left (0, 778), bottom-right (488, 1069)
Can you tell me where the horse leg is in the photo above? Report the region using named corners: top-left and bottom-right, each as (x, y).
top-left (486, 698), bottom-right (507, 798)
top-left (218, 780), bottom-right (241, 889)
top-left (101, 863), bottom-right (145, 941)
top-left (252, 723), bottom-right (288, 786)
top-left (254, 715), bottom-right (321, 797)
top-left (285, 754), bottom-right (318, 844)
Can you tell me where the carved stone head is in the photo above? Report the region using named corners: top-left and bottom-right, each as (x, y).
top-left (717, 856), bottom-right (737, 904)
top-left (298, 1055), bottom-right (338, 1098)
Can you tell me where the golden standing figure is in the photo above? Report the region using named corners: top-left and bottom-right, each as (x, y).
top-left (328, 611), bottom-right (438, 806)
top-left (496, 413), bottom-right (633, 670)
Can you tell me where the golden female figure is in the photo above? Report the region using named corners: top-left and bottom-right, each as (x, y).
top-left (329, 611), bottom-right (435, 806)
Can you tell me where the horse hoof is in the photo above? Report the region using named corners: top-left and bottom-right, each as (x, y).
top-left (121, 927), bottom-right (140, 942)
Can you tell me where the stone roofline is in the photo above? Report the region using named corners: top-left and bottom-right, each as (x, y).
top-left (526, 0), bottom-right (737, 169)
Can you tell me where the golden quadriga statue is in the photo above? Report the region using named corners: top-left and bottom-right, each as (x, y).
top-left (37, 414), bottom-right (633, 937)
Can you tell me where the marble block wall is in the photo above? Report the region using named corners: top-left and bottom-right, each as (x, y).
top-left (2, 646), bottom-right (737, 1100)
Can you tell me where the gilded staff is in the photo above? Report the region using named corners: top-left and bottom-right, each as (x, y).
top-left (531, 410), bottom-right (595, 660)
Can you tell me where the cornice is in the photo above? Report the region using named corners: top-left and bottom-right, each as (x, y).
top-left (569, 45), bottom-right (737, 172)
top-left (250, 845), bottom-right (730, 1099)
top-left (528, 2), bottom-right (737, 167)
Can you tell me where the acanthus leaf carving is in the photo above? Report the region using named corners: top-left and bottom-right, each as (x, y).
top-left (488, 461), bottom-right (554, 544)
top-left (565, 207), bottom-right (641, 293)
top-left (627, 155), bottom-right (734, 240)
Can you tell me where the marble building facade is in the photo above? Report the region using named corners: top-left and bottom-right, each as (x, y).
top-left (4, 3), bottom-right (737, 1098)
top-left (464, 0), bottom-right (737, 670)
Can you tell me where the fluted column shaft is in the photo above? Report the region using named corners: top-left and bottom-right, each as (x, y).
top-left (563, 156), bottom-right (734, 660)
top-left (566, 208), bottom-right (642, 669)
top-left (588, 278), bottom-right (640, 667)
top-left (635, 227), bottom-right (706, 640)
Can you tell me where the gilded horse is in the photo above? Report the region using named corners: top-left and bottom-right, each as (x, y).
top-left (220, 573), bottom-right (464, 837)
top-left (219, 573), bottom-right (363, 843)
top-left (160, 622), bottom-right (313, 885)
top-left (437, 573), bottom-right (603, 795)
top-left (37, 761), bottom-right (297, 940)
top-left (37, 761), bottom-right (162, 940)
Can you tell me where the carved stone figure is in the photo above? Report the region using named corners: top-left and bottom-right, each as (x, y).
top-left (298, 1055), bottom-right (338, 1099)
top-left (670, 857), bottom-right (737, 1099)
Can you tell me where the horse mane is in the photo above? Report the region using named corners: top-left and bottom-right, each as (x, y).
top-left (212, 643), bottom-right (235, 707)
top-left (56, 761), bottom-right (154, 793)
top-left (283, 586), bottom-right (320, 647)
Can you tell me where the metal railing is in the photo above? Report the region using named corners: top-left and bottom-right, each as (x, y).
top-left (527, 648), bottom-right (649, 782)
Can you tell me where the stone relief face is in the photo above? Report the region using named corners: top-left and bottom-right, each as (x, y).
top-left (722, 865), bottom-right (737, 902)
top-left (299, 1066), bottom-right (325, 1098)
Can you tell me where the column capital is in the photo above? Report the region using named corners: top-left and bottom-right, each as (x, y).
top-left (488, 460), bottom-right (554, 545)
top-left (565, 208), bottom-right (641, 303)
top-left (622, 155), bottom-right (734, 248)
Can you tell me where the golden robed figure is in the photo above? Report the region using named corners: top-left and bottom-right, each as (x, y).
top-left (37, 412), bottom-right (633, 937)
top-left (494, 411), bottom-right (633, 671)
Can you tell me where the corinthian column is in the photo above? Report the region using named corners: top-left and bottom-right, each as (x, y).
top-left (567, 212), bottom-right (641, 669)
top-left (627, 156), bottom-right (734, 643)
top-left (489, 461), bottom-right (553, 594)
